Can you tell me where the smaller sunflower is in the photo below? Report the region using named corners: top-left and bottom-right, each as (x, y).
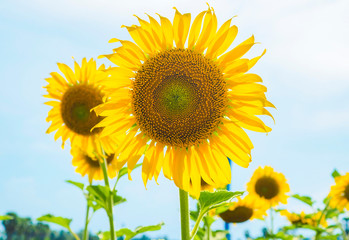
top-left (218, 196), bottom-right (267, 224)
top-left (329, 172), bottom-right (349, 211)
top-left (71, 146), bottom-right (119, 183)
top-left (246, 166), bottom-right (289, 207)
top-left (280, 210), bottom-right (327, 227)
top-left (44, 58), bottom-right (117, 156)
top-left (280, 210), bottom-right (308, 225)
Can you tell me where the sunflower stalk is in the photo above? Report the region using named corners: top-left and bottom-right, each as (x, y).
top-left (179, 189), bottom-right (190, 240)
top-left (82, 203), bottom-right (90, 240)
top-left (99, 153), bottom-right (116, 240)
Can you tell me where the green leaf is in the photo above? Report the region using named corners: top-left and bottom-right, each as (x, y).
top-left (325, 208), bottom-right (341, 219)
top-left (37, 214), bottom-right (72, 230)
top-left (0, 215), bottom-right (13, 220)
top-left (190, 210), bottom-right (199, 222)
top-left (134, 222), bottom-right (164, 234)
top-left (87, 185), bottom-right (126, 212)
top-left (115, 222), bottom-right (164, 240)
top-left (291, 194), bottom-right (315, 206)
top-left (198, 190), bottom-right (243, 212)
top-left (111, 190), bottom-right (127, 206)
top-left (65, 180), bottom-right (84, 190)
top-left (331, 169), bottom-right (341, 178)
top-left (211, 230), bottom-right (228, 240)
top-left (87, 185), bottom-right (109, 203)
top-left (117, 163), bottom-right (142, 181)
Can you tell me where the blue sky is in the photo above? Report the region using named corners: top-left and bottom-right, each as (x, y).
top-left (0, 0), bottom-right (348, 239)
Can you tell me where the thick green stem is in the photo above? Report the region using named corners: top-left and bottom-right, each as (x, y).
top-left (179, 189), bottom-right (190, 240)
top-left (190, 211), bottom-right (206, 239)
top-left (207, 220), bottom-right (211, 240)
top-left (82, 203), bottom-right (90, 240)
top-left (99, 155), bottom-right (115, 240)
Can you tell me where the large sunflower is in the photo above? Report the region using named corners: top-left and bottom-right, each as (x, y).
top-left (246, 166), bottom-right (289, 207)
top-left (218, 196), bottom-right (267, 223)
top-left (329, 172), bottom-right (349, 211)
top-left (71, 146), bottom-right (118, 183)
top-left (44, 58), bottom-right (116, 156)
top-left (94, 7), bottom-right (274, 197)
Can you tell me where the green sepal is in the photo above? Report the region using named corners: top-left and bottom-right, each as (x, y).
top-left (331, 169), bottom-right (341, 178)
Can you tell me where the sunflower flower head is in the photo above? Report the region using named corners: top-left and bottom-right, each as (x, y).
top-left (218, 196), bottom-right (267, 224)
top-left (247, 166), bottom-right (290, 207)
top-left (71, 146), bottom-right (119, 183)
top-left (95, 6), bottom-right (275, 198)
top-left (329, 172), bottom-right (349, 211)
top-left (44, 58), bottom-right (117, 156)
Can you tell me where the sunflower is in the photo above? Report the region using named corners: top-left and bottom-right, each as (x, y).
top-left (94, 6), bottom-right (274, 197)
top-left (329, 172), bottom-right (349, 211)
top-left (44, 58), bottom-right (117, 156)
top-left (71, 146), bottom-right (118, 183)
top-left (280, 210), bottom-right (327, 228)
top-left (218, 196), bottom-right (267, 223)
top-left (246, 166), bottom-right (289, 207)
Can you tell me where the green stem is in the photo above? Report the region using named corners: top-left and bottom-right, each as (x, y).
top-left (68, 227), bottom-right (80, 240)
top-left (314, 231), bottom-right (321, 240)
top-left (190, 211), bottom-right (206, 239)
top-left (337, 220), bottom-right (348, 240)
top-left (207, 219), bottom-right (211, 240)
top-left (179, 189), bottom-right (190, 240)
top-left (82, 203), bottom-right (90, 240)
top-left (270, 207), bottom-right (274, 238)
top-left (99, 155), bottom-right (115, 240)
top-left (317, 198), bottom-right (330, 227)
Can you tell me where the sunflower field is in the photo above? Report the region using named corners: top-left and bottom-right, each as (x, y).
top-left (1, 0), bottom-right (348, 240)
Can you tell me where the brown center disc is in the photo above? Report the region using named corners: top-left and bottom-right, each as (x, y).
top-left (132, 48), bottom-right (227, 147)
top-left (61, 84), bottom-right (104, 136)
top-left (255, 177), bottom-right (280, 199)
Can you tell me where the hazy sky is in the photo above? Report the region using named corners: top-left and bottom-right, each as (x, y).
top-left (0, 0), bottom-right (348, 239)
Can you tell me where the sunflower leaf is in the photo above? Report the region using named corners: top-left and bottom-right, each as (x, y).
top-left (100, 222), bottom-right (164, 240)
top-left (0, 215), bottom-right (13, 221)
top-left (87, 185), bottom-right (126, 210)
top-left (37, 214), bottom-right (72, 230)
top-left (111, 190), bottom-right (127, 206)
top-left (198, 190), bottom-right (243, 213)
top-left (117, 163), bottom-right (142, 182)
top-left (331, 169), bottom-right (341, 178)
top-left (65, 180), bottom-right (84, 190)
top-left (291, 194), bottom-right (314, 206)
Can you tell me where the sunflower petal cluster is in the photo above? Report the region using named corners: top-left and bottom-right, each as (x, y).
top-left (280, 210), bottom-right (327, 228)
top-left (94, 7), bottom-right (274, 197)
top-left (329, 172), bottom-right (349, 211)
